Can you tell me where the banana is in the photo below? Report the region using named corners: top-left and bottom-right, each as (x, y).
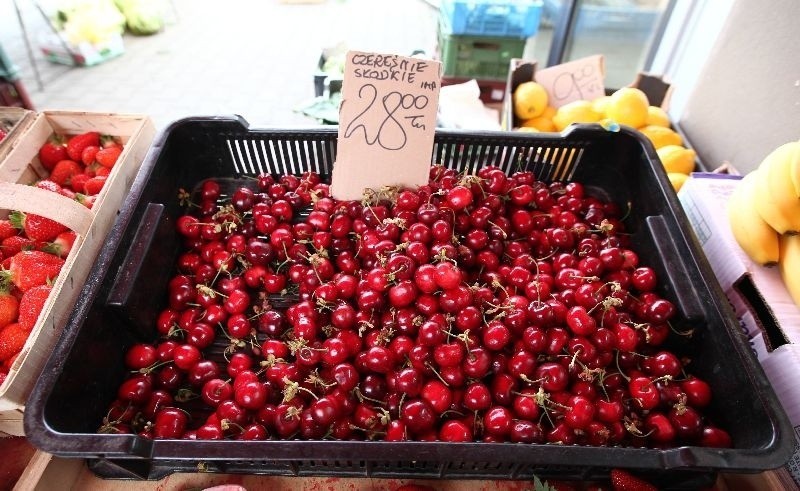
top-left (753, 142), bottom-right (800, 234)
top-left (788, 140), bottom-right (800, 198)
top-left (728, 172), bottom-right (780, 265)
top-left (779, 233), bottom-right (800, 306)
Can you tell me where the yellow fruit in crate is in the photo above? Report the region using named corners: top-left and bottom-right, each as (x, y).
top-left (513, 82), bottom-right (549, 120)
top-left (552, 101), bottom-right (601, 131)
top-left (752, 141), bottom-right (800, 234)
top-left (657, 145), bottom-right (696, 175)
top-left (606, 87), bottom-right (649, 128)
top-left (667, 172), bottom-right (689, 192)
top-left (542, 106), bottom-right (557, 119)
top-left (592, 96), bottom-right (612, 116)
top-left (639, 125), bottom-right (683, 149)
top-left (780, 234), bottom-right (800, 307)
top-left (646, 106), bottom-right (671, 127)
top-left (521, 116), bottom-right (556, 132)
top-left (727, 172), bottom-right (780, 266)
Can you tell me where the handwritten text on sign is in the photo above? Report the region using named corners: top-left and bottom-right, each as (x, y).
top-left (331, 51), bottom-right (441, 200)
top-left (534, 55), bottom-right (606, 108)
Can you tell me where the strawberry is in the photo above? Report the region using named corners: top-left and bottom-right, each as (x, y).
top-left (610, 469), bottom-right (657, 491)
top-left (50, 159), bottom-right (84, 186)
top-left (95, 166), bottom-right (111, 177)
top-left (18, 284), bottom-right (51, 332)
top-left (60, 188), bottom-right (77, 200)
top-left (76, 193), bottom-right (96, 209)
top-left (96, 145), bottom-right (122, 168)
top-left (1, 235), bottom-right (35, 258)
top-left (35, 179), bottom-right (63, 194)
top-left (81, 145), bottom-right (100, 166)
top-left (66, 131), bottom-right (100, 161)
top-left (70, 173), bottom-right (91, 194)
top-left (9, 210), bottom-right (68, 242)
top-left (1, 250), bottom-right (65, 292)
top-left (0, 220), bottom-right (16, 241)
top-left (0, 323), bottom-right (27, 362)
top-left (100, 135), bottom-right (121, 148)
top-left (42, 231), bottom-right (77, 258)
top-left (38, 136), bottom-right (68, 171)
top-left (0, 288), bottom-right (19, 329)
top-left (84, 175), bottom-right (107, 195)
top-left (2, 351), bottom-right (19, 373)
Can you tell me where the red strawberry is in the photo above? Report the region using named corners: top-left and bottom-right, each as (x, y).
top-left (96, 146), bottom-right (122, 168)
top-left (100, 135), bottom-right (120, 148)
top-left (81, 145), bottom-right (100, 166)
top-left (0, 323), bottom-right (27, 362)
top-left (17, 284), bottom-right (51, 332)
top-left (50, 159), bottom-right (84, 186)
top-left (35, 179), bottom-right (63, 194)
top-left (1, 236), bottom-right (36, 257)
top-left (95, 166), bottom-right (111, 177)
top-left (70, 173), bottom-right (91, 194)
top-left (38, 136), bottom-right (68, 171)
top-left (610, 469), bottom-right (657, 491)
top-left (1, 250), bottom-right (65, 292)
top-left (0, 288), bottom-right (19, 329)
top-left (0, 129), bottom-right (6, 143)
top-left (84, 175), bottom-right (107, 195)
top-left (66, 131), bottom-right (100, 161)
top-left (9, 210), bottom-right (68, 242)
top-left (42, 231), bottom-right (77, 258)
top-left (0, 220), bottom-right (16, 241)
top-left (76, 194), bottom-right (96, 209)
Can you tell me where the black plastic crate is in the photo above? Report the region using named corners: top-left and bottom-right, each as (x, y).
top-left (24, 117), bottom-right (793, 487)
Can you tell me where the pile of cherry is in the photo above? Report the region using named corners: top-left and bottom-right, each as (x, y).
top-left (102, 165), bottom-right (732, 449)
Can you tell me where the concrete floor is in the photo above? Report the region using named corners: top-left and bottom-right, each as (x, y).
top-left (1, 0), bottom-right (441, 131)
top-left (0, 0), bottom-right (655, 132)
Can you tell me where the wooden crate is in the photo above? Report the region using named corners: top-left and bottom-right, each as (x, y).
top-left (0, 111), bottom-right (156, 436)
top-left (0, 107), bottom-right (36, 164)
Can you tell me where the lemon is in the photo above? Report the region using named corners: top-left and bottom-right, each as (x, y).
top-left (639, 125), bottom-right (683, 149)
top-left (521, 116), bottom-right (556, 132)
top-left (668, 172), bottom-right (689, 193)
top-left (513, 82), bottom-right (549, 120)
top-left (658, 145), bottom-right (696, 174)
top-left (646, 106), bottom-right (670, 127)
top-left (606, 87), bottom-right (649, 128)
top-left (542, 106), bottom-right (557, 119)
top-left (552, 101), bottom-right (601, 131)
top-left (592, 96), bottom-right (612, 117)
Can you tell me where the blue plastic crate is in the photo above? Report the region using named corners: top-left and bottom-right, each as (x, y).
top-left (440, 0), bottom-right (543, 38)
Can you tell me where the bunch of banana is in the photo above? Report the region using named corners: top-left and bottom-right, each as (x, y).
top-left (727, 141), bottom-right (800, 305)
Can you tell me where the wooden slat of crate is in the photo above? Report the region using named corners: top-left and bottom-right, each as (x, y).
top-left (0, 107), bottom-right (36, 164)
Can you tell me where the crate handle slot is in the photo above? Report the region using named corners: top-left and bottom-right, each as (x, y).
top-left (471, 41), bottom-right (501, 51)
top-left (0, 181), bottom-right (92, 236)
top-left (646, 215), bottom-right (704, 323)
top-left (106, 203), bottom-right (165, 308)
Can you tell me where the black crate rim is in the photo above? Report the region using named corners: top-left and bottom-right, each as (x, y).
top-left (23, 116), bottom-right (795, 480)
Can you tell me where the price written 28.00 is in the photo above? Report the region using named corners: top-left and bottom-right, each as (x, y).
top-left (343, 83), bottom-right (430, 151)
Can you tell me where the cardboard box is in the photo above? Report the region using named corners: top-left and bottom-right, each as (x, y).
top-left (678, 172), bottom-right (800, 486)
top-left (0, 111), bottom-right (155, 435)
top-left (502, 58), bottom-right (673, 130)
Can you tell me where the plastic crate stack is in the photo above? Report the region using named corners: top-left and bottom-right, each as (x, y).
top-left (438, 0), bottom-right (543, 101)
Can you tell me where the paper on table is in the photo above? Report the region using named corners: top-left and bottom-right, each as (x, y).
top-left (330, 51), bottom-right (442, 200)
top-left (438, 80), bottom-right (501, 131)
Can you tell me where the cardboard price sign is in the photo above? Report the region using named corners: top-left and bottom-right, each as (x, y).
top-left (331, 51), bottom-right (441, 200)
top-left (535, 55), bottom-right (605, 108)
